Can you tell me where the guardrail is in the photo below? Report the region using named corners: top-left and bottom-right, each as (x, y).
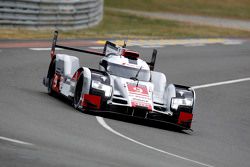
top-left (0, 0), bottom-right (103, 30)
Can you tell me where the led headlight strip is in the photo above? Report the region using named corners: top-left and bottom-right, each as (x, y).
top-left (171, 98), bottom-right (193, 110)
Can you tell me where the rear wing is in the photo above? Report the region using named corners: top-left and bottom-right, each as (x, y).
top-left (50, 31), bottom-right (156, 70)
top-left (50, 31), bottom-right (105, 59)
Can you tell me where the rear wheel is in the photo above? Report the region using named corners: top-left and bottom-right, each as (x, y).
top-left (73, 73), bottom-right (83, 109)
top-left (47, 61), bottom-right (56, 95)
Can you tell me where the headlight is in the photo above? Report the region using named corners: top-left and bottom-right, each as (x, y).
top-left (171, 98), bottom-right (193, 110)
top-left (91, 80), bottom-right (112, 97)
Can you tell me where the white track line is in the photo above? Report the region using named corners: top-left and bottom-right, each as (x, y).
top-left (88, 46), bottom-right (104, 50)
top-left (0, 136), bottom-right (33, 146)
top-left (191, 77), bottom-right (250, 90)
top-left (96, 77), bottom-right (250, 166)
top-left (96, 116), bottom-right (213, 167)
top-left (141, 45), bottom-right (164, 48)
top-left (184, 43), bottom-right (205, 47)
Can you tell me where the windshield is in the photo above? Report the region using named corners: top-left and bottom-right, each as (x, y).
top-left (107, 62), bottom-right (150, 82)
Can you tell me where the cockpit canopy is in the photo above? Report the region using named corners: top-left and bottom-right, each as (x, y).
top-left (100, 41), bottom-right (151, 82)
top-left (106, 62), bottom-right (150, 82)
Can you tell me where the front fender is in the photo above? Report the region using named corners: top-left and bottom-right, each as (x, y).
top-left (72, 67), bottom-right (92, 97)
top-left (165, 84), bottom-right (195, 112)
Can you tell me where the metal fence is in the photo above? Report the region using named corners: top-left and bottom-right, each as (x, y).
top-left (0, 0), bottom-right (103, 30)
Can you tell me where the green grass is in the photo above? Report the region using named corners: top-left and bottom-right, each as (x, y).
top-left (90, 10), bottom-right (250, 38)
top-left (1, 10), bottom-right (250, 39)
top-left (105, 0), bottom-right (250, 20)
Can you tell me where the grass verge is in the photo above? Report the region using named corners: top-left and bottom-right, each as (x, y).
top-left (105, 0), bottom-right (250, 20)
top-left (1, 9), bottom-right (250, 39)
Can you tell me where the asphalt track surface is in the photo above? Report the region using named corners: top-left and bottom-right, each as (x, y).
top-left (0, 40), bottom-right (250, 167)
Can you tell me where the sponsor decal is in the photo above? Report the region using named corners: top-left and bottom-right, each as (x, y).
top-left (131, 101), bottom-right (152, 110)
top-left (127, 83), bottom-right (152, 110)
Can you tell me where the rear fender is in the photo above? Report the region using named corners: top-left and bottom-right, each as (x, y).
top-left (55, 54), bottom-right (80, 77)
top-left (45, 54), bottom-right (80, 95)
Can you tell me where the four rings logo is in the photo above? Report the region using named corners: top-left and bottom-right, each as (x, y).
top-left (133, 87), bottom-right (143, 93)
top-left (127, 83), bottom-right (148, 95)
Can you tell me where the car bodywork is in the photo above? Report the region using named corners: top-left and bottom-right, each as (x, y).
top-left (43, 31), bottom-right (196, 130)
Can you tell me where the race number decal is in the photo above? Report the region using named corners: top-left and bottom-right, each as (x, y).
top-left (127, 83), bottom-right (152, 110)
top-left (127, 83), bottom-right (148, 95)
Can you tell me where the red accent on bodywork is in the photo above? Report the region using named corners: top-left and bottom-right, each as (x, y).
top-left (82, 94), bottom-right (101, 109)
top-left (178, 112), bottom-right (193, 127)
top-left (52, 74), bottom-right (60, 93)
top-left (122, 49), bottom-right (139, 59)
top-left (72, 68), bottom-right (83, 81)
top-left (72, 70), bottom-right (81, 81)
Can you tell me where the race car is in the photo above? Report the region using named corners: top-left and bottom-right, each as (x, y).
top-left (43, 31), bottom-right (196, 130)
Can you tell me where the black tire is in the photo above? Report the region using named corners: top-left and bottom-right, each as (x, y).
top-left (73, 73), bottom-right (83, 109)
top-left (47, 61), bottom-right (56, 96)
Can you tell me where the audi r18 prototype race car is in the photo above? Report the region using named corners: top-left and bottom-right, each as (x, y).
top-left (43, 31), bottom-right (196, 130)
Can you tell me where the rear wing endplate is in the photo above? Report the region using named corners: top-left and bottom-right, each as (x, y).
top-left (148, 49), bottom-right (157, 71)
top-left (50, 31), bottom-right (157, 71)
